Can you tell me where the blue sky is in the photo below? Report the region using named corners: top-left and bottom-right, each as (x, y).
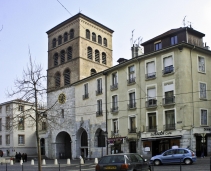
top-left (0, 0), bottom-right (211, 103)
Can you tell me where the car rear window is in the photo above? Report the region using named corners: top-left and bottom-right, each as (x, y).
top-left (99, 155), bottom-right (125, 164)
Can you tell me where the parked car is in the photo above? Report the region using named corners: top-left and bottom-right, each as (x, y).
top-left (150, 148), bottom-right (196, 165)
top-left (95, 153), bottom-right (151, 171)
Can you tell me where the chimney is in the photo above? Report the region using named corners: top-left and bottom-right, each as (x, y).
top-left (131, 44), bottom-right (143, 58)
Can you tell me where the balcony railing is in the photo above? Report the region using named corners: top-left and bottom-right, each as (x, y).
top-left (83, 93), bottom-right (89, 100)
top-left (127, 102), bottom-right (136, 109)
top-left (145, 126), bottom-right (157, 132)
top-left (127, 77), bottom-right (136, 84)
top-left (146, 72), bottom-right (156, 79)
top-left (163, 65), bottom-right (174, 75)
top-left (164, 124), bottom-right (176, 130)
top-left (96, 89), bottom-right (103, 95)
top-left (111, 106), bottom-right (118, 113)
top-left (96, 110), bottom-right (103, 116)
top-left (128, 128), bottom-right (136, 133)
top-left (146, 99), bottom-right (157, 108)
top-left (110, 83), bottom-right (118, 91)
top-left (163, 96), bottom-right (175, 105)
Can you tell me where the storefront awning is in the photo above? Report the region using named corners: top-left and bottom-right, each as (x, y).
top-left (141, 135), bottom-right (182, 141)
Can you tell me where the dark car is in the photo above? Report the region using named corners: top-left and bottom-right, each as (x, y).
top-left (95, 153), bottom-right (151, 171)
top-left (150, 148), bottom-right (196, 165)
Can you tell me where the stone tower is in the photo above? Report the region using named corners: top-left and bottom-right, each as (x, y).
top-left (46, 13), bottom-right (114, 92)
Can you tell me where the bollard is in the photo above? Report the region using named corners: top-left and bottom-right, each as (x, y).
top-left (31, 159), bottom-right (34, 165)
top-left (67, 158), bottom-right (71, 165)
top-left (20, 159), bottom-right (23, 165)
top-left (42, 159), bottom-right (46, 165)
top-left (80, 156), bottom-right (84, 165)
top-left (10, 159), bottom-right (14, 165)
top-left (94, 158), bottom-right (98, 164)
top-left (180, 158), bottom-right (182, 171)
top-left (54, 159), bottom-right (58, 165)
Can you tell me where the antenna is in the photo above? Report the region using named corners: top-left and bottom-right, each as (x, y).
top-left (187, 21), bottom-right (193, 28)
top-left (131, 29), bottom-right (135, 46)
top-left (183, 16), bottom-right (186, 27)
top-left (138, 37), bottom-right (143, 47)
top-left (79, 8), bottom-right (82, 13)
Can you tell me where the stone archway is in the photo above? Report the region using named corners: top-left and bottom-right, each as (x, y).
top-left (55, 131), bottom-right (72, 159)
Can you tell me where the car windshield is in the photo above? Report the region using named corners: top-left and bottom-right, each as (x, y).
top-left (99, 155), bottom-right (125, 164)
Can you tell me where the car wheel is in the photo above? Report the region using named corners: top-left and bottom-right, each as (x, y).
top-left (154, 159), bottom-right (161, 166)
top-left (184, 158), bottom-right (192, 165)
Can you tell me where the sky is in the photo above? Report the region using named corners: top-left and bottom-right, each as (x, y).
top-left (0, 0), bottom-right (211, 103)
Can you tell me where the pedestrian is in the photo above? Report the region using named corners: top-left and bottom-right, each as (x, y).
top-left (18, 152), bottom-right (21, 162)
top-left (22, 153), bottom-right (25, 162)
top-left (15, 152), bottom-right (18, 162)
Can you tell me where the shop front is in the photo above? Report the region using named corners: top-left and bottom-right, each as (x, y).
top-left (107, 137), bottom-right (125, 154)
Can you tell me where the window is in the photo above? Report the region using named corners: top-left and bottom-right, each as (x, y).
top-left (165, 110), bottom-right (175, 130)
top-left (6, 117), bottom-right (10, 130)
top-left (102, 52), bottom-right (106, 65)
top-left (171, 36), bottom-right (178, 45)
top-left (6, 134), bottom-right (10, 144)
top-left (92, 32), bottom-right (96, 42)
top-left (201, 109), bottom-right (208, 125)
top-left (18, 105), bottom-right (24, 111)
top-left (103, 38), bottom-right (107, 47)
top-left (111, 95), bottom-right (118, 112)
top-left (96, 78), bottom-right (102, 95)
top-left (87, 47), bottom-right (92, 60)
top-left (113, 119), bottom-right (118, 134)
top-left (96, 99), bottom-right (103, 116)
top-left (64, 32), bottom-right (68, 42)
top-left (60, 50), bottom-right (65, 64)
top-left (128, 92), bottom-right (136, 109)
top-left (90, 69), bottom-right (97, 75)
top-left (0, 136), bottom-right (2, 145)
top-left (0, 118), bottom-right (2, 131)
top-left (55, 72), bottom-right (61, 88)
top-left (18, 117), bottom-right (24, 130)
top-left (129, 116), bottom-right (136, 133)
top-left (147, 87), bottom-right (157, 107)
top-left (67, 47), bottom-right (72, 60)
top-left (148, 113), bottom-right (157, 132)
top-left (52, 38), bottom-right (56, 48)
top-left (83, 83), bottom-right (89, 99)
top-left (64, 69), bottom-right (70, 85)
top-left (61, 109), bottom-right (64, 118)
top-left (95, 50), bottom-right (100, 62)
top-left (58, 35), bottom-right (62, 45)
top-left (111, 72), bottom-right (118, 87)
top-left (54, 53), bottom-right (59, 66)
top-left (155, 42), bottom-right (162, 51)
top-left (70, 29), bottom-right (74, 39)
top-left (42, 122), bottom-right (47, 130)
top-left (146, 61), bottom-right (156, 79)
top-left (163, 82), bottom-right (175, 105)
top-left (98, 35), bottom-right (102, 44)
top-left (86, 29), bottom-right (90, 39)
top-left (200, 82), bottom-right (207, 99)
top-left (198, 56), bottom-right (205, 73)
top-left (6, 105), bottom-right (10, 112)
top-left (128, 65), bottom-right (135, 83)
top-left (18, 135), bottom-right (25, 144)
top-left (163, 56), bottom-right (173, 74)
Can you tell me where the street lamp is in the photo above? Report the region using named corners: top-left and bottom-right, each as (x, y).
top-left (201, 133), bottom-right (206, 158)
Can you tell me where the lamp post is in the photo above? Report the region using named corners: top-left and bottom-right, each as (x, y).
top-left (201, 133), bottom-right (206, 158)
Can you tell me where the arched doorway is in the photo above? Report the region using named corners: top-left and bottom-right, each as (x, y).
top-left (56, 131), bottom-right (72, 159)
top-left (81, 129), bottom-right (88, 159)
top-left (40, 138), bottom-right (45, 155)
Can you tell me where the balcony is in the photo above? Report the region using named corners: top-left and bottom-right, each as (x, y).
top-left (145, 126), bottom-right (157, 132)
top-left (96, 110), bottom-right (103, 116)
top-left (128, 128), bottom-right (136, 133)
top-left (127, 77), bottom-right (136, 85)
top-left (83, 93), bottom-right (89, 100)
top-left (164, 124), bottom-right (176, 130)
top-left (127, 102), bottom-right (136, 110)
top-left (96, 89), bottom-right (103, 95)
top-left (110, 83), bottom-right (118, 91)
top-left (146, 99), bottom-right (157, 108)
top-left (163, 96), bottom-right (175, 105)
top-left (145, 72), bottom-right (156, 80)
top-left (111, 106), bottom-right (118, 113)
top-left (163, 65), bottom-right (174, 75)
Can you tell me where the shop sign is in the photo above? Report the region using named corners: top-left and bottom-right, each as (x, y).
top-left (204, 128), bottom-right (211, 131)
top-left (150, 131), bottom-right (172, 136)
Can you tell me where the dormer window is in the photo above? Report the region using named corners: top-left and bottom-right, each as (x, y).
top-left (171, 36), bottom-right (178, 45)
top-left (154, 41), bottom-right (162, 51)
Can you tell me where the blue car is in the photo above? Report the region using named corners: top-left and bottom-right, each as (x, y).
top-left (150, 148), bottom-right (196, 165)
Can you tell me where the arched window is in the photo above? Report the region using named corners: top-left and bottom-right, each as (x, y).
top-left (81, 130), bottom-right (88, 146)
top-left (54, 53), bottom-right (59, 66)
top-left (70, 29), bottom-right (74, 39)
top-left (98, 130), bottom-right (105, 147)
top-left (98, 35), bottom-right (102, 44)
top-left (90, 69), bottom-right (96, 75)
top-left (52, 38), bottom-right (56, 48)
top-left (92, 32), bottom-right (96, 42)
top-left (64, 32), bottom-right (68, 42)
top-left (55, 72), bottom-right (61, 88)
top-left (64, 69), bottom-right (70, 85)
top-left (103, 38), bottom-right (107, 47)
top-left (67, 47), bottom-right (72, 60)
top-left (60, 50), bottom-right (65, 64)
top-left (86, 29), bottom-right (90, 39)
top-left (58, 35), bottom-right (62, 45)
top-left (87, 47), bottom-right (92, 60)
top-left (95, 50), bottom-right (100, 62)
top-left (102, 52), bottom-right (106, 65)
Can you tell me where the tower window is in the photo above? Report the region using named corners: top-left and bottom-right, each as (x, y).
top-left (95, 50), bottom-right (100, 62)
top-left (98, 35), bottom-right (102, 44)
top-left (103, 38), bottom-right (107, 47)
top-left (64, 32), bottom-right (68, 42)
top-left (52, 38), bottom-right (56, 48)
top-left (54, 53), bottom-right (59, 66)
top-left (86, 29), bottom-right (90, 39)
top-left (55, 72), bottom-right (61, 88)
top-left (60, 50), bottom-right (65, 64)
top-left (91, 69), bottom-right (97, 75)
top-left (102, 52), bottom-right (106, 65)
top-left (92, 32), bottom-right (96, 42)
top-left (58, 35), bottom-right (62, 45)
top-left (87, 47), bottom-right (92, 60)
top-left (64, 69), bottom-right (70, 85)
top-left (67, 47), bottom-right (72, 60)
top-left (70, 29), bottom-right (74, 39)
